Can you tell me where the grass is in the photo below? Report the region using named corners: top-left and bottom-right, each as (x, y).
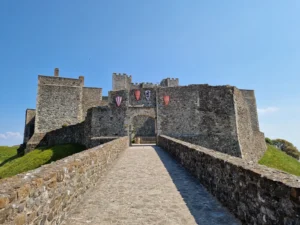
top-left (0, 146), bottom-right (18, 164)
top-left (0, 144), bottom-right (85, 179)
top-left (259, 144), bottom-right (300, 177)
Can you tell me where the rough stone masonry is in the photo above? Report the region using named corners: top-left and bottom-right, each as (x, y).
top-left (22, 68), bottom-right (266, 162)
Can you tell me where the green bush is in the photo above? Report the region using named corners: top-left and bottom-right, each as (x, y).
top-left (272, 139), bottom-right (300, 160)
top-left (265, 137), bottom-right (273, 145)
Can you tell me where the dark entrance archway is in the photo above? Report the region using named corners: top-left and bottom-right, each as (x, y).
top-left (130, 115), bottom-right (156, 144)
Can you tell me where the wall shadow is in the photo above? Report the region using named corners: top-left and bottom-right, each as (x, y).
top-left (0, 155), bottom-right (20, 167)
top-left (153, 146), bottom-right (241, 225)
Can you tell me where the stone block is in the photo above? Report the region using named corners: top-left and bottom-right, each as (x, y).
top-left (14, 213), bottom-right (26, 225)
top-left (0, 195), bottom-right (9, 209)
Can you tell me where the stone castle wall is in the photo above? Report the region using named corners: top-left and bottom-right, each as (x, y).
top-left (23, 71), bottom-right (265, 162)
top-left (128, 88), bottom-right (157, 107)
top-left (23, 109), bottom-right (36, 143)
top-left (35, 76), bottom-right (84, 133)
top-left (132, 115), bottom-right (155, 136)
top-left (234, 88), bottom-right (266, 162)
top-left (87, 90), bottom-right (129, 138)
top-left (112, 73), bottom-right (132, 91)
top-left (85, 84), bottom-right (265, 161)
top-left (130, 82), bottom-right (158, 89)
top-left (113, 73), bottom-right (179, 91)
top-left (158, 135), bottom-right (300, 225)
top-left (88, 106), bottom-right (127, 138)
top-left (24, 72), bottom-right (103, 152)
top-left (0, 137), bottom-right (129, 225)
top-left (25, 123), bottom-right (85, 153)
top-left (46, 123), bottom-right (85, 147)
top-left (157, 85), bottom-right (242, 157)
top-left (241, 90), bottom-right (260, 131)
top-left (82, 87), bottom-right (102, 119)
top-left (160, 78), bottom-right (179, 87)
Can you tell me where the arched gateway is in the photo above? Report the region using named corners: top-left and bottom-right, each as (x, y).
top-left (128, 108), bottom-right (157, 145)
top-left (131, 115), bottom-right (156, 144)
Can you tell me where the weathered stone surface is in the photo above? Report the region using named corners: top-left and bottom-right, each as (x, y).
top-left (62, 146), bottom-right (240, 225)
top-left (36, 77), bottom-right (83, 133)
top-left (234, 88), bottom-right (266, 161)
top-left (0, 137), bottom-right (128, 225)
top-left (158, 135), bottom-right (300, 225)
top-left (23, 109), bottom-right (35, 144)
top-left (16, 184), bottom-right (30, 201)
top-left (132, 115), bottom-right (155, 136)
top-left (0, 196), bottom-right (9, 209)
top-left (14, 213), bottom-right (26, 225)
top-left (82, 87), bottom-right (102, 119)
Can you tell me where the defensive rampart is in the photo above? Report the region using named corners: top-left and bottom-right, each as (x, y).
top-left (158, 135), bottom-right (300, 225)
top-left (0, 137), bottom-right (128, 225)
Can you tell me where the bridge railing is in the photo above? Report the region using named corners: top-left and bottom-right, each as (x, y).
top-left (158, 135), bottom-right (300, 225)
top-left (0, 137), bottom-right (129, 225)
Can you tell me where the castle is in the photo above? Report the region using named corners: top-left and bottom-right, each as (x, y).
top-left (22, 68), bottom-right (266, 161)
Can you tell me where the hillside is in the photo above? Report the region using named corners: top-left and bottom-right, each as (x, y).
top-left (0, 146), bottom-right (18, 164)
top-left (0, 144), bottom-right (85, 179)
top-left (259, 144), bottom-right (300, 177)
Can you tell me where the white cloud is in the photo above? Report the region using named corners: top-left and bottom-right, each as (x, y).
top-left (257, 107), bottom-right (279, 115)
top-left (0, 132), bottom-right (23, 140)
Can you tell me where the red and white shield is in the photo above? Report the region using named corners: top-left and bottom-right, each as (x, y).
top-left (116, 96), bottom-right (122, 107)
top-left (134, 90), bottom-right (141, 101)
top-left (164, 95), bottom-right (170, 105)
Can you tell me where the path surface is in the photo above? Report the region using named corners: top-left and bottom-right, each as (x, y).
top-left (63, 146), bottom-right (241, 225)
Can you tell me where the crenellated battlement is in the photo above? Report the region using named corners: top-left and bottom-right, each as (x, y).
top-left (112, 72), bottom-right (132, 78)
top-left (160, 77), bottom-right (179, 87)
top-left (113, 73), bottom-right (179, 90)
top-left (112, 73), bottom-right (132, 91)
top-left (130, 82), bottom-right (159, 89)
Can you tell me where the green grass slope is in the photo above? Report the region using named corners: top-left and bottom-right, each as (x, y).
top-left (259, 144), bottom-right (300, 177)
top-left (0, 146), bottom-right (18, 164)
top-left (0, 144), bottom-right (85, 179)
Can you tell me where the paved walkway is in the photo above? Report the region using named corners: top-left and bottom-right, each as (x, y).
top-left (63, 146), bottom-right (241, 225)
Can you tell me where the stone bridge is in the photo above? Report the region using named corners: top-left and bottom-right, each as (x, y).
top-left (0, 137), bottom-right (299, 225)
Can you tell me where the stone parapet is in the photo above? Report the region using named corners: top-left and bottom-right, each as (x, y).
top-left (38, 75), bottom-right (84, 87)
top-left (0, 137), bottom-right (128, 225)
top-left (158, 135), bottom-right (300, 225)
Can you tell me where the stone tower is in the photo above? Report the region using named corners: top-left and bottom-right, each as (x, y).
top-left (112, 73), bottom-right (132, 91)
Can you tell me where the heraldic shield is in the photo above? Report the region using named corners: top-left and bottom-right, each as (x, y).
top-left (164, 95), bottom-right (170, 105)
top-left (134, 90), bottom-right (141, 101)
top-left (145, 90), bottom-right (151, 101)
top-left (116, 96), bottom-right (122, 107)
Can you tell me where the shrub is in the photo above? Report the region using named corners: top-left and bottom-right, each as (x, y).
top-left (265, 137), bottom-right (273, 145)
top-left (272, 139), bottom-right (300, 160)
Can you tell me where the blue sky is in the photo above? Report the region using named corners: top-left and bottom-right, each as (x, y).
top-left (0, 0), bottom-right (299, 148)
